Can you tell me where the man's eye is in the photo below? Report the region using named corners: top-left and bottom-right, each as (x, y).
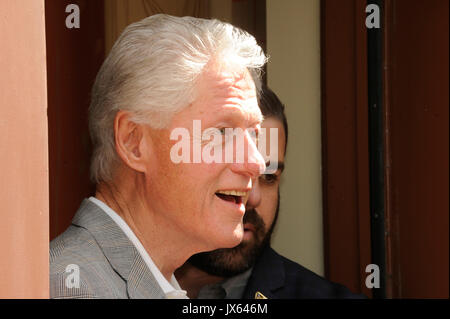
top-left (260, 174), bottom-right (278, 184)
top-left (219, 128), bottom-right (226, 135)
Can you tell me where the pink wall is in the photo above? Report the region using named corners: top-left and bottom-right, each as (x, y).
top-left (0, 0), bottom-right (49, 298)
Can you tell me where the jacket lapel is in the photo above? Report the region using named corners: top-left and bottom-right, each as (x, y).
top-left (71, 199), bottom-right (166, 299)
top-left (243, 246), bottom-right (285, 299)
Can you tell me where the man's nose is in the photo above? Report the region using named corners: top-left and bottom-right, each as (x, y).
top-left (246, 177), bottom-right (261, 210)
top-left (229, 131), bottom-right (266, 179)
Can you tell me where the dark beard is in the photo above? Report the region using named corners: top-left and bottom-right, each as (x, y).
top-left (188, 193), bottom-right (280, 277)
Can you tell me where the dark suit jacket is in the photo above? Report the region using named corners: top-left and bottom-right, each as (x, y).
top-left (243, 245), bottom-right (366, 299)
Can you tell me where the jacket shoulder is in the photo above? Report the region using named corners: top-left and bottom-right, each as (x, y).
top-left (248, 247), bottom-right (366, 299)
top-left (50, 225), bottom-right (127, 299)
top-left (275, 251), bottom-right (364, 298)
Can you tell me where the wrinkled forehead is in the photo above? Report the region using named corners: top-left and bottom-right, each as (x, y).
top-left (194, 61), bottom-right (262, 124)
top-left (202, 59), bottom-right (256, 92)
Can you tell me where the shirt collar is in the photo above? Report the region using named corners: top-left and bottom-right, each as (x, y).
top-left (88, 197), bottom-right (187, 298)
top-left (197, 267), bottom-right (253, 299)
top-left (221, 267), bottom-right (253, 298)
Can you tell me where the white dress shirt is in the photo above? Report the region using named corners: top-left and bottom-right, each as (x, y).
top-left (88, 197), bottom-right (188, 299)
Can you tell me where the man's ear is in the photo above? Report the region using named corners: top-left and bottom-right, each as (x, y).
top-left (114, 110), bottom-right (150, 173)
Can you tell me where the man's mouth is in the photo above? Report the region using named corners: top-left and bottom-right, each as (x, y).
top-left (243, 223), bottom-right (255, 233)
top-left (215, 190), bottom-right (248, 205)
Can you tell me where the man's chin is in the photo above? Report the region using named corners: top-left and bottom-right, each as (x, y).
top-left (206, 223), bottom-right (244, 250)
top-left (242, 229), bottom-right (256, 242)
top-left (188, 241), bottom-right (260, 277)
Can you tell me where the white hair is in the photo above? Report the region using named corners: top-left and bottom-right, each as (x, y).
top-left (88, 14), bottom-right (267, 183)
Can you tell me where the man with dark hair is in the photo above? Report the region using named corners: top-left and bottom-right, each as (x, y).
top-left (176, 86), bottom-right (363, 299)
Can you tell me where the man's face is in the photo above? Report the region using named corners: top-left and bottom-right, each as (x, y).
top-left (143, 60), bottom-right (266, 252)
top-left (187, 117), bottom-right (286, 276)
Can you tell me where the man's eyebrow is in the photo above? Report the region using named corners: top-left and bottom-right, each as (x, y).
top-left (210, 107), bottom-right (263, 127)
top-left (265, 161), bottom-right (285, 173)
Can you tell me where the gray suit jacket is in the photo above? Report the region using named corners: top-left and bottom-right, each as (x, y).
top-left (50, 199), bottom-right (166, 299)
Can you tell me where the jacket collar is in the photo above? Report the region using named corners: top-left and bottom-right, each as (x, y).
top-left (71, 199), bottom-right (166, 299)
top-left (243, 245), bottom-right (285, 299)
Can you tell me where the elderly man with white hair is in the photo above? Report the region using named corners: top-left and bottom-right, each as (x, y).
top-left (49, 14), bottom-right (267, 299)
